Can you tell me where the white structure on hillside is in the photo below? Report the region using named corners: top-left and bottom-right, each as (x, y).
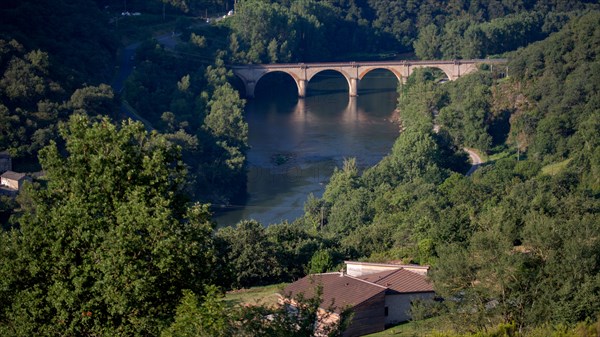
top-left (1, 171), bottom-right (29, 196)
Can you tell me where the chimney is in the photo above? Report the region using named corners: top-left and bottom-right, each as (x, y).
top-left (340, 268), bottom-right (345, 277)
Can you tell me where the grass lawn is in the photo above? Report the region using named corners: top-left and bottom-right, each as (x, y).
top-left (365, 317), bottom-right (449, 337)
top-left (487, 150), bottom-right (513, 162)
top-left (541, 158), bottom-right (572, 176)
top-left (224, 283), bottom-right (288, 308)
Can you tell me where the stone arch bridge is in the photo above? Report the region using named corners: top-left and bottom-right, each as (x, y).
top-left (231, 59), bottom-right (507, 98)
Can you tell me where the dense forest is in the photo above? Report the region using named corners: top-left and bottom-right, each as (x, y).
top-left (0, 0), bottom-right (599, 336)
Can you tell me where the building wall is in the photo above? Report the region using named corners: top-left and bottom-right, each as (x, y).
top-left (0, 177), bottom-right (19, 190)
top-left (346, 263), bottom-right (400, 277)
top-left (345, 261), bottom-right (429, 277)
top-left (384, 292), bottom-right (435, 325)
top-left (400, 266), bottom-right (428, 276)
top-left (343, 292), bottom-right (386, 337)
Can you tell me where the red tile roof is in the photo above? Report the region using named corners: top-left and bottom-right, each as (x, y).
top-left (283, 273), bottom-right (387, 313)
top-left (357, 268), bottom-right (434, 294)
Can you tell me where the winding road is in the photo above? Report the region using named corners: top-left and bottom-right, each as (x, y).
top-left (111, 32), bottom-right (183, 130)
top-left (465, 148), bottom-right (483, 176)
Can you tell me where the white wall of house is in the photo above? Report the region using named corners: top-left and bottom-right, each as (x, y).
top-left (384, 292), bottom-right (435, 325)
top-left (346, 263), bottom-right (400, 277)
top-left (0, 177), bottom-right (19, 190)
top-left (345, 261), bottom-right (429, 277)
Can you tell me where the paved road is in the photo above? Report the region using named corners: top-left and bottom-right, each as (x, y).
top-left (433, 123), bottom-right (483, 176)
top-left (465, 148), bottom-right (483, 176)
top-left (111, 32), bottom-right (181, 93)
top-left (111, 32), bottom-right (183, 130)
top-left (111, 42), bottom-right (140, 94)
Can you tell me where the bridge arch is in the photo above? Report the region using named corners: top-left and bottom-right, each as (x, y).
top-left (358, 67), bottom-right (403, 83)
top-left (305, 69), bottom-right (352, 96)
top-left (262, 69), bottom-right (302, 82)
top-left (411, 65), bottom-right (453, 82)
top-left (306, 68), bottom-right (353, 83)
top-left (356, 68), bottom-right (402, 97)
top-left (235, 68), bottom-right (304, 98)
top-left (252, 70), bottom-right (300, 99)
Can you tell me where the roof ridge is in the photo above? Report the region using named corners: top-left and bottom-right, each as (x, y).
top-left (344, 273), bottom-right (389, 290)
top-left (373, 268), bottom-right (404, 284)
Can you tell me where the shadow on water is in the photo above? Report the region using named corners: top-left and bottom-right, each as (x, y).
top-left (254, 71), bottom-right (298, 101)
top-left (307, 70), bottom-right (349, 97)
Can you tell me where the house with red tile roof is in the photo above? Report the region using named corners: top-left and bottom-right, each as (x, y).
top-left (281, 261), bottom-right (435, 336)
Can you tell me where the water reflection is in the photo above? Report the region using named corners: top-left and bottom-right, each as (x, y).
top-left (213, 70), bottom-right (399, 226)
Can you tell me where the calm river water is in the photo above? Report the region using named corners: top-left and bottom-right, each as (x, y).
top-left (213, 69), bottom-right (400, 226)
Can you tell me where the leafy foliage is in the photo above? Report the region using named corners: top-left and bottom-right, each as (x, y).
top-left (161, 286), bottom-right (231, 337)
top-left (0, 115), bottom-right (216, 336)
top-left (295, 10), bottom-right (600, 333)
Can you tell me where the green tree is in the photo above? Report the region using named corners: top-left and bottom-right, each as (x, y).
top-left (0, 115), bottom-right (216, 336)
top-left (414, 24), bottom-right (442, 59)
top-left (161, 286), bottom-right (231, 337)
top-left (190, 33), bottom-right (206, 48)
top-left (204, 83), bottom-right (248, 150)
top-left (266, 222), bottom-right (320, 281)
top-left (307, 249), bottom-right (335, 274)
top-left (68, 84), bottom-right (116, 116)
top-left (0, 50), bottom-right (48, 102)
top-left (268, 38), bottom-right (279, 63)
top-left (229, 0), bottom-right (298, 63)
top-left (322, 157), bottom-right (360, 203)
top-left (216, 220), bottom-right (279, 288)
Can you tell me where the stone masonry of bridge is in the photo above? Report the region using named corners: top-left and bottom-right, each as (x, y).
top-left (231, 59), bottom-right (507, 98)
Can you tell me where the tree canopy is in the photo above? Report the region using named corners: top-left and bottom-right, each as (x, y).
top-left (0, 115), bottom-right (216, 336)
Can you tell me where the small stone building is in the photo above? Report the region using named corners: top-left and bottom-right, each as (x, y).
top-left (1, 171), bottom-right (28, 193)
top-left (282, 261), bottom-right (435, 337)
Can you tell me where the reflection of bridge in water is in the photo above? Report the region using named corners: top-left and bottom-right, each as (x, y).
top-left (290, 96), bottom-right (362, 120)
top-left (231, 59), bottom-right (508, 98)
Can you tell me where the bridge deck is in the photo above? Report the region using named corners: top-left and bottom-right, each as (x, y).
top-left (231, 59), bottom-right (508, 69)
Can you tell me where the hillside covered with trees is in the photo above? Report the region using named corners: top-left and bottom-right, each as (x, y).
top-left (0, 0), bottom-right (599, 336)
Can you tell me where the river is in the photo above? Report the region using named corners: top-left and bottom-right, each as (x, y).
top-left (213, 69), bottom-right (400, 226)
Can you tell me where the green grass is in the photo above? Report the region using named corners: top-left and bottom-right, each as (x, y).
top-left (365, 317), bottom-right (449, 337)
top-left (541, 158), bottom-right (572, 176)
top-left (224, 283), bottom-right (288, 308)
top-left (487, 150), bottom-right (513, 162)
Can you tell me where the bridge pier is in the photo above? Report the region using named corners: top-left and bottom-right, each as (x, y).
top-left (349, 78), bottom-right (358, 97)
top-left (298, 79), bottom-right (307, 98)
top-left (245, 81), bottom-right (256, 98)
